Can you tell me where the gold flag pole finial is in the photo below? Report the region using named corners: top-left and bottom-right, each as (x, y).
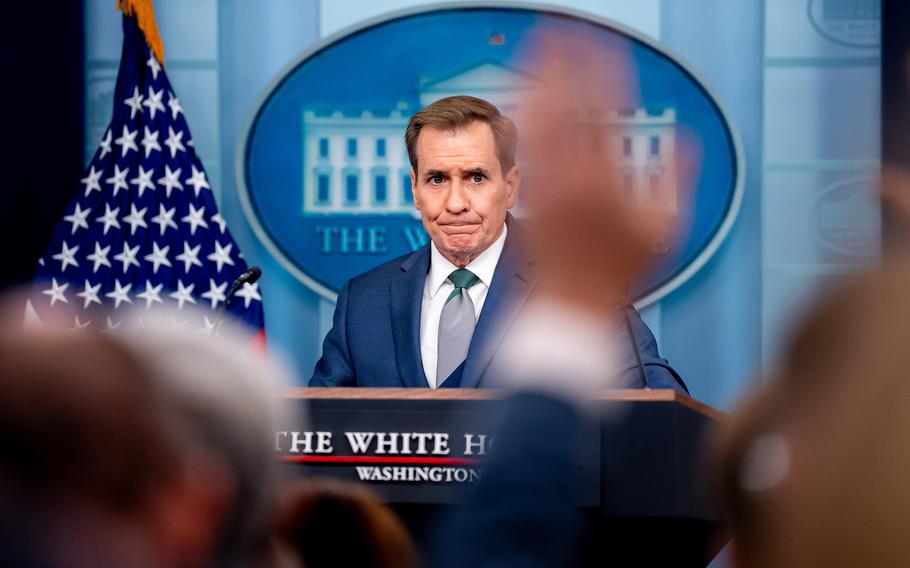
top-left (117, 0), bottom-right (164, 66)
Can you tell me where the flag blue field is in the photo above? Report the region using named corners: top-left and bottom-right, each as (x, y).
top-left (31, 14), bottom-right (263, 335)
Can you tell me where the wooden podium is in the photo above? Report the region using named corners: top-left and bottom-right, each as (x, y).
top-left (279, 388), bottom-right (727, 566)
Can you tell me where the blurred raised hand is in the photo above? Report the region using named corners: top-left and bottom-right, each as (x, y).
top-left (518, 29), bottom-right (698, 315)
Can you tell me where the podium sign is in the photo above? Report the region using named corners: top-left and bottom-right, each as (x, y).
top-left (276, 389), bottom-right (603, 505)
top-left (278, 389), bottom-right (723, 514)
top-left (277, 388), bottom-right (727, 565)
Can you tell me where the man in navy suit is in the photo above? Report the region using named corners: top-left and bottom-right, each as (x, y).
top-left (309, 95), bottom-right (686, 392)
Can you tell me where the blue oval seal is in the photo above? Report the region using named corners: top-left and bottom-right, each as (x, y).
top-left (807, 0), bottom-right (880, 49)
top-left (814, 176), bottom-right (880, 256)
top-left (238, 3), bottom-right (744, 306)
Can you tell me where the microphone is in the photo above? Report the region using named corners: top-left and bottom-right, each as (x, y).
top-left (228, 266), bottom-right (262, 295)
top-left (221, 266), bottom-right (262, 312)
top-left (616, 283), bottom-right (650, 390)
top-left (623, 306), bottom-right (650, 389)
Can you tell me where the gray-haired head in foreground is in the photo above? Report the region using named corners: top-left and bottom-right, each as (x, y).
top-left (113, 309), bottom-right (292, 567)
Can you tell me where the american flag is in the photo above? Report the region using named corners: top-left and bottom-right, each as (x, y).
top-left (30, 14), bottom-right (264, 335)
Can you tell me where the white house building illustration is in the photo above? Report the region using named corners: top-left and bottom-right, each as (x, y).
top-left (300, 60), bottom-right (678, 232)
top-left (302, 102), bottom-right (417, 217)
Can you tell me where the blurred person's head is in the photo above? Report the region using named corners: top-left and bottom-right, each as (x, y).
top-left (405, 95), bottom-right (520, 267)
top-left (715, 265), bottom-right (910, 567)
top-left (0, 323), bottom-right (176, 566)
top-left (0, 300), bottom-right (289, 567)
top-left (112, 310), bottom-right (287, 567)
top-left (274, 478), bottom-right (416, 568)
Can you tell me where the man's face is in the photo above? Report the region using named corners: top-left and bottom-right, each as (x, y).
top-left (410, 121), bottom-right (520, 266)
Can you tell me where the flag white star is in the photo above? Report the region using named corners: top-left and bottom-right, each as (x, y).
top-left (181, 204), bottom-right (208, 236)
top-left (176, 242), bottom-right (203, 272)
top-left (136, 280), bottom-right (164, 308)
top-left (86, 242), bottom-right (112, 272)
top-left (198, 316), bottom-right (218, 335)
top-left (147, 54), bottom-right (161, 80)
top-left (72, 316), bottom-right (91, 332)
top-left (105, 279), bottom-right (133, 309)
top-left (99, 129), bottom-right (112, 159)
top-left (143, 242), bottom-right (172, 274)
top-left (210, 213), bottom-right (227, 234)
top-left (143, 86), bottom-right (165, 119)
top-left (234, 282), bottom-right (262, 308)
top-left (123, 86), bottom-right (144, 119)
top-left (42, 278), bottom-right (69, 306)
top-left (130, 165), bottom-right (156, 197)
top-left (170, 316), bottom-right (188, 329)
top-left (164, 126), bottom-right (186, 158)
top-left (206, 241), bottom-right (234, 273)
top-left (157, 165), bottom-right (183, 197)
top-left (52, 241), bottom-right (79, 272)
top-left (151, 204), bottom-right (178, 235)
top-left (63, 203), bottom-right (91, 234)
top-left (185, 166), bottom-right (210, 197)
top-left (169, 280), bottom-right (197, 310)
top-left (76, 279), bottom-right (102, 309)
top-left (200, 278), bottom-right (228, 309)
top-left (106, 164), bottom-right (129, 196)
top-left (104, 316), bottom-right (123, 332)
top-left (122, 204), bottom-right (149, 235)
top-left (81, 166), bottom-right (103, 197)
top-left (167, 92), bottom-right (183, 120)
top-left (113, 242), bottom-right (141, 272)
top-left (114, 124), bottom-right (138, 158)
top-left (95, 204), bottom-right (121, 235)
top-left (141, 126), bottom-right (161, 158)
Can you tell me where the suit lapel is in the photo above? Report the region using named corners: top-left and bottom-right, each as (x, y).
top-left (461, 222), bottom-right (536, 388)
top-left (390, 246), bottom-right (431, 388)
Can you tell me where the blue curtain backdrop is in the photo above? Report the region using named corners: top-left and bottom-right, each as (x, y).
top-left (83, 0), bottom-right (881, 415)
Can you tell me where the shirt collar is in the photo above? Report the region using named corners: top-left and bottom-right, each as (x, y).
top-left (428, 224), bottom-right (508, 299)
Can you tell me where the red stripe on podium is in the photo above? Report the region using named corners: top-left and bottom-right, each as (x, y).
top-left (280, 455), bottom-right (480, 465)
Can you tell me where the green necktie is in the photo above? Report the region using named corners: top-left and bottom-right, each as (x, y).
top-left (445, 268), bottom-right (481, 303)
top-left (437, 268), bottom-right (482, 384)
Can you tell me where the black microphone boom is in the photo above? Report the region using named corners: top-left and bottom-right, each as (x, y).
top-left (222, 266), bottom-right (262, 312)
top-left (228, 266), bottom-right (262, 295)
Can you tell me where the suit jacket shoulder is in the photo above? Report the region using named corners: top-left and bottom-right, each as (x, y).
top-left (308, 246), bottom-right (429, 388)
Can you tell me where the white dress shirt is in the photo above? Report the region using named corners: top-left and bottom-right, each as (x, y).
top-left (420, 225), bottom-right (508, 387)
